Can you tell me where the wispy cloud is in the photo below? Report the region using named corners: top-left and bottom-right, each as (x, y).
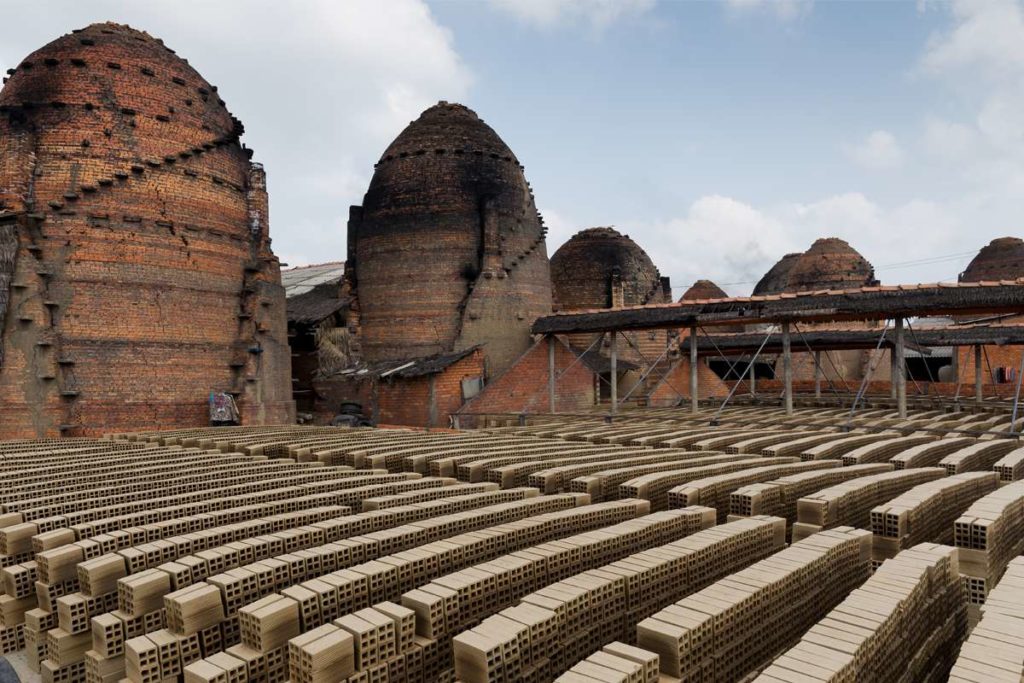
top-left (488, 0), bottom-right (656, 32)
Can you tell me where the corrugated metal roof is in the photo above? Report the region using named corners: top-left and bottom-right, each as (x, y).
top-left (282, 262), bottom-right (345, 298)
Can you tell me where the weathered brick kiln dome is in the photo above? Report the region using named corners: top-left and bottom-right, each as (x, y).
top-left (345, 101), bottom-right (552, 376)
top-left (786, 238), bottom-right (877, 291)
top-left (753, 252), bottom-right (801, 296)
top-left (551, 227), bottom-right (666, 310)
top-left (0, 22), bottom-right (293, 437)
top-left (680, 279), bottom-right (728, 302)
top-left (960, 237), bottom-right (1024, 282)
top-left (755, 239), bottom-right (877, 295)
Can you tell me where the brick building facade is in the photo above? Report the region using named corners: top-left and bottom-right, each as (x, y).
top-left (0, 23), bottom-right (293, 438)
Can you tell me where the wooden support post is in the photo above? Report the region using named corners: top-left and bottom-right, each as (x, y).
top-left (609, 332), bottom-right (618, 415)
top-left (814, 350), bottom-right (822, 400)
top-left (689, 324), bottom-right (699, 414)
top-left (782, 322), bottom-right (793, 415)
top-left (975, 345), bottom-right (983, 406)
top-left (895, 317), bottom-right (907, 418)
top-left (548, 335), bottom-right (556, 414)
top-left (749, 358), bottom-right (756, 397)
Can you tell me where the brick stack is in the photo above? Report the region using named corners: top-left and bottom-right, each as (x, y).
top-left (453, 515), bottom-right (785, 683)
top-left (838, 435), bottom-right (935, 465)
top-left (993, 446), bottom-right (1024, 482)
top-left (637, 527), bottom-right (871, 681)
top-left (753, 543), bottom-right (967, 682)
top-left (666, 460), bottom-right (838, 521)
top-left (948, 556), bottom-right (1024, 682)
top-left (728, 463), bottom-right (891, 525)
top-left (953, 479), bottom-right (1024, 608)
top-left (869, 471), bottom-right (999, 563)
top-left (116, 494), bottom-right (590, 683)
top-left (937, 441), bottom-right (1021, 475)
top-left (616, 457), bottom-right (801, 510)
top-left (889, 438), bottom-right (977, 469)
top-left (554, 643), bottom-right (660, 683)
top-left (571, 455), bottom-right (774, 503)
top-left (178, 501), bottom-right (664, 683)
top-left (791, 467), bottom-right (946, 542)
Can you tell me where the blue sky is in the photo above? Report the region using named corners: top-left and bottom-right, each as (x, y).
top-left (2, 0), bottom-right (1022, 294)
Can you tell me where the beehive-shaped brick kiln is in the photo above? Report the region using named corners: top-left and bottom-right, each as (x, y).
top-left (960, 237), bottom-right (1024, 283)
top-left (551, 227), bottom-right (668, 312)
top-left (0, 23), bottom-right (294, 438)
top-left (783, 237), bottom-right (877, 292)
top-left (344, 101), bottom-right (552, 377)
top-left (753, 238), bottom-right (880, 384)
top-left (550, 227), bottom-right (671, 367)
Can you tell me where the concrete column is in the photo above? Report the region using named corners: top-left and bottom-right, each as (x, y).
top-left (548, 335), bottom-right (556, 414)
top-left (890, 347), bottom-right (898, 400)
top-left (749, 358), bottom-right (756, 397)
top-left (975, 345), bottom-right (983, 406)
top-left (782, 322), bottom-right (793, 415)
top-left (609, 332), bottom-right (618, 415)
top-left (895, 318), bottom-right (907, 418)
top-left (814, 350), bottom-right (822, 400)
top-left (689, 324), bottom-right (699, 414)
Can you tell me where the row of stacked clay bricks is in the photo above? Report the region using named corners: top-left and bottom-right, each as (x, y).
top-left (173, 505), bottom-right (716, 683)
top-left (549, 542), bottom-right (972, 683)
top-left (80, 490), bottom-right (586, 683)
top-left (0, 436), bottom-right (370, 654)
top-left (868, 471), bottom-right (999, 564)
top-left (754, 543), bottom-right (968, 682)
top-left (450, 515), bottom-right (783, 683)
top-left (728, 460), bottom-right (1024, 602)
top-left (0, 431), bottom-right (537, 683)
top-left (949, 555), bottom-right (1024, 681)
top-left (477, 404), bottom-right (1022, 444)
top-left (953, 479), bottom-right (1024, 608)
top-left (634, 526), bottom-right (872, 682)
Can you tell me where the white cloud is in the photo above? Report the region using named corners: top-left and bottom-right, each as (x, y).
top-left (725, 0), bottom-right (814, 22)
top-left (920, 0), bottom-right (1024, 81)
top-left (602, 192), bottom-right (969, 298)
top-left (921, 117), bottom-right (979, 161)
top-left (488, 0), bottom-right (656, 31)
top-left (843, 130), bottom-right (906, 169)
top-left (0, 0), bottom-right (472, 266)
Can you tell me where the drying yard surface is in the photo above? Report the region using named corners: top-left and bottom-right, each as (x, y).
top-left (0, 405), bottom-right (1023, 683)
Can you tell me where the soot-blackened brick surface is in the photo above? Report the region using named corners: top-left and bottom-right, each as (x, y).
top-left (345, 102), bottom-right (552, 378)
top-left (0, 22), bottom-right (293, 437)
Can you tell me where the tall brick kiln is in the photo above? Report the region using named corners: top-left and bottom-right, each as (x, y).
top-left (344, 101), bottom-right (552, 377)
top-left (0, 23), bottom-right (294, 438)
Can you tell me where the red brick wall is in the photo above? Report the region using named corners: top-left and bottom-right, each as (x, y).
top-left (0, 23), bottom-right (293, 437)
top-left (460, 336), bottom-right (597, 416)
top-left (377, 351), bottom-right (485, 428)
top-left (312, 349), bottom-right (485, 429)
top-left (648, 358), bottom-right (730, 406)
